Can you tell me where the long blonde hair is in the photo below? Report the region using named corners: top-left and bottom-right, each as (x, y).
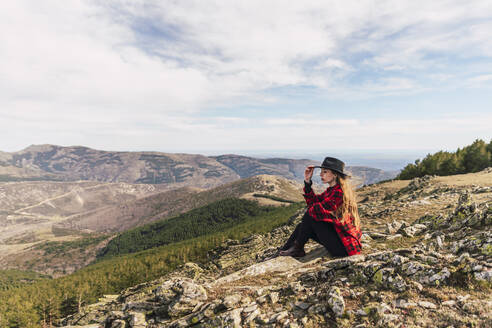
top-left (335, 174), bottom-right (361, 229)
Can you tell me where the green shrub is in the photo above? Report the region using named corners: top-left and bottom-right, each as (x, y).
top-left (398, 139), bottom-right (492, 180)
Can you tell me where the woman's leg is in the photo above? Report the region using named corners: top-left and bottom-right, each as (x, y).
top-left (295, 212), bottom-right (317, 247)
top-left (279, 213), bottom-right (315, 257)
top-left (311, 220), bottom-right (348, 257)
top-left (279, 223), bottom-right (301, 251)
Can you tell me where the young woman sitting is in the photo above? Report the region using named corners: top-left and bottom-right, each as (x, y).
top-left (279, 157), bottom-right (362, 258)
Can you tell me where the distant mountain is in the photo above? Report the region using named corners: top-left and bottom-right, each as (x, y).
top-left (0, 145), bottom-right (238, 188)
top-left (0, 144), bottom-right (397, 187)
top-left (345, 166), bottom-right (398, 186)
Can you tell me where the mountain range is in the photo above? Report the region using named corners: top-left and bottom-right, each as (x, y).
top-left (0, 144), bottom-right (396, 186)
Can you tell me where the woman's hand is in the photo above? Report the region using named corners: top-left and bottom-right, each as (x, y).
top-left (304, 165), bottom-right (315, 183)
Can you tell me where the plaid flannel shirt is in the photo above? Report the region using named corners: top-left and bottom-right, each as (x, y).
top-left (303, 182), bottom-right (362, 256)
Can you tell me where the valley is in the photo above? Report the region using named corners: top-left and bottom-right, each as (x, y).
top-left (0, 145), bottom-right (394, 278)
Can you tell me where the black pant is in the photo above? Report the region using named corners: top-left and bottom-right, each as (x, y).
top-left (282, 213), bottom-right (348, 257)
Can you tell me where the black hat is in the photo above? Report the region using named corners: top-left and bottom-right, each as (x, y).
top-left (315, 157), bottom-right (348, 177)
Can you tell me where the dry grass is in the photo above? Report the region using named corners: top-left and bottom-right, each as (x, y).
top-left (435, 170), bottom-right (492, 186)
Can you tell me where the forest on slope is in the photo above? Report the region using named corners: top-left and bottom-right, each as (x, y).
top-left (0, 199), bottom-right (303, 327)
top-left (398, 139), bottom-right (492, 179)
top-left (98, 198), bottom-right (285, 259)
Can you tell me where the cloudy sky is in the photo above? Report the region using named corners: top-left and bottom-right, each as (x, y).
top-left (1, 0), bottom-right (491, 157)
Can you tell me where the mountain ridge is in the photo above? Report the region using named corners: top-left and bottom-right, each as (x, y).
top-left (0, 144), bottom-right (396, 186)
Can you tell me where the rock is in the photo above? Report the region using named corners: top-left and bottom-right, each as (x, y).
top-left (369, 291), bottom-right (379, 299)
top-left (128, 312), bottom-right (147, 328)
top-left (428, 267), bottom-right (450, 285)
top-left (386, 220), bottom-right (404, 234)
top-left (387, 234), bottom-right (403, 240)
top-left (393, 299), bottom-right (416, 309)
top-left (269, 292), bottom-right (279, 304)
top-left (410, 199), bottom-right (431, 206)
top-left (379, 302), bottom-right (393, 315)
top-left (399, 224), bottom-right (427, 237)
top-left (462, 301), bottom-right (481, 314)
top-left (223, 294), bottom-right (242, 309)
top-left (457, 294), bottom-right (471, 303)
top-left (123, 301), bottom-right (155, 311)
top-left (418, 301), bottom-right (437, 309)
top-left (327, 287), bottom-right (345, 317)
top-left (181, 262), bottom-right (204, 279)
top-left (242, 308), bottom-right (260, 324)
top-left (457, 191), bottom-right (472, 209)
top-left (187, 312), bottom-right (205, 325)
top-left (387, 274), bottom-right (407, 292)
top-left (295, 302), bottom-right (311, 310)
top-left (271, 311), bottom-right (289, 323)
top-left (361, 233), bottom-right (373, 242)
top-left (161, 279), bottom-right (207, 318)
top-left (308, 304), bottom-right (326, 314)
top-left (110, 320), bottom-right (128, 328)
top-left (256, 295), bottom-right (268, 304)
top-left (168, 318), bottom-right (188, 327)
top-left (322, 254), bottom-right (366, 270)
top-left (436, 235), bottom-right (444, 249)
top-left (474, 269), bottom-right (492, 281)
top-left (255, 314), bottom-right (269, 324)
top-left (368, 232), bottom-right (388, 239)
top-left (355, 309), bottom-right (368, 317)
top-left (442, 300), bottom-right (456, 307)
top-left (213, 255), bottom-right (301, 285)
top-left (454, 252), bottom-right (471, 265)
top-left (402, 261), bottom-right (428, 276)
top-left (224, 308), bottom-right (242, 328)
top-left (389, 254), bottom-right (408, 265)
top-left (242, 304), bottom-right (258, 314)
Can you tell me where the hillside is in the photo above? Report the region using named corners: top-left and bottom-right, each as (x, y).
top-left (97, 198), bottom-right (300, 259)
top-left (53, 174), bottom-right (303, 234)
top-left (0, 201), bottom-right (304, 327)
top-left (53, 168), bottom-right (492, 328)
top-left (0, 181), bottom-right (163, 240)
top-left (0, 175), bottom-right (302, 277)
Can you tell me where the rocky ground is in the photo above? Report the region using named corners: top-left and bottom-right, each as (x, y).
top-left (59, 169), bottom-right (492, 327)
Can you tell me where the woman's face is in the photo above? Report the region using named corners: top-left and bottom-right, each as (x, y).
top-left (320, 168), bottom-right (337, 185)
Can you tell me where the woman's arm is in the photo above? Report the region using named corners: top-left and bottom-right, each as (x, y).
top-left (303, 165), bottom-right (324, 205)
top-left (303, 181), bottom-right (323, 205)
top-left (306, 187), bottom-right (343, 222)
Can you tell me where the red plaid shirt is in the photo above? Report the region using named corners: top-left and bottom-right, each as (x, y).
top-left (303, 183), bottom-right (362, 256)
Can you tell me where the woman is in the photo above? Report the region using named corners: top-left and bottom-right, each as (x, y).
top-left (279, 157), bottom-right (362, 258)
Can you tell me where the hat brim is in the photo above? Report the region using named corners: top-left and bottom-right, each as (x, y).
top-left (313, 166), bottom-right (350, 177)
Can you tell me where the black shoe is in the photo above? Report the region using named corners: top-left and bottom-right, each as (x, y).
top-left (279, 241), bottom-right (306, 258)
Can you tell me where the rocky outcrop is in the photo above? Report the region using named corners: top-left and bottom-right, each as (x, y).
top-left (58, 187), bottom-right (492, 328)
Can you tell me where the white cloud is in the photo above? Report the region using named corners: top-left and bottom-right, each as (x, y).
top-left (466, 74), bottom-right (492, 86)
top-left (0, 1), bottom-right (491, 152)
top-left (264, 118), bottom-right (358, 126)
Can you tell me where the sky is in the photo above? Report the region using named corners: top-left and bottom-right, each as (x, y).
top-left (1, 0), bottom-right (491, 162)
